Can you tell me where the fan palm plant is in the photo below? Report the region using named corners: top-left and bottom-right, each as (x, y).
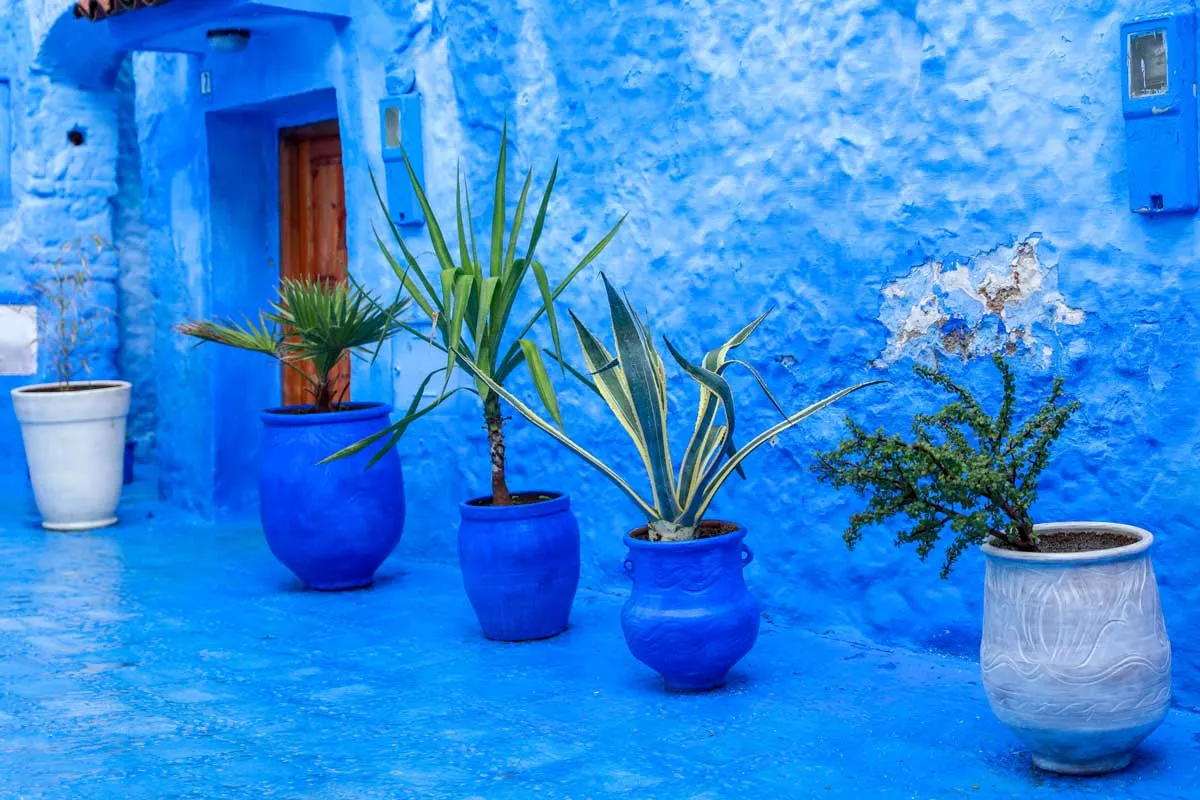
top-left (330, 122), bottom-right (624, 505)
top-left (461, 274), bottom-right (883, 541)
top-left (176, 277), bottom-right (409, 414)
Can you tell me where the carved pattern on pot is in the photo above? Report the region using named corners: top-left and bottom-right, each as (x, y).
top-left (649, 549), bottom-right (727, 591)
top-left (621, 528), bottom-right (760, 691)
top-left (979, 523), bottom-right (1171, 774)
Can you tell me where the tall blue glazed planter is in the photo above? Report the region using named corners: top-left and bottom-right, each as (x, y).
top-left (621, 525), bottom-right (760, 691)
top-left (458, 492), bottom-right (580, 641)
top-left (260, 402), bottom-right (405, 591)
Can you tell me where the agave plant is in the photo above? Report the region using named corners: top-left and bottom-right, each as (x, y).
top-left (461, 275), bottom-right (882, 541)
top-left (176, 277), bottom-right (409, 414)
top-left (330, 122), bottom-right (625, 503)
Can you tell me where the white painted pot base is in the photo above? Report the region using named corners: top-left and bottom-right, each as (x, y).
top-left (1032, 751), bottom-right (1133, 777)
top-left (43, 516), bottom-right (118, 532)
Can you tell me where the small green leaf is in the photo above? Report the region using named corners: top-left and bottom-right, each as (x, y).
top-left (455, 167), bottom-right (473, 275)
top-left (504, 170), bottom-right (534, 280)
top-left (445, 273), bottom-right (474, 377)
top-left (519, 339), bottom-right (564, 429)
top-left (489, 120), bottom-right (508, 278)
top-left (530, 260), bottom-right (563, 374)
top-left (525, 160), bottom-right (558, 267)
top-left (399, 149), bottom-right (456, 273)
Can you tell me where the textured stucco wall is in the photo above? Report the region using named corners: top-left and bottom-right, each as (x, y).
top-left (8, 0), bottom-right (1200, 708)
top-left (366, 0), bottom-right (1200, 707)
top-left (114, 57), bottom-right (155, 459)
top-left (0, 0), bottom-right (125, 478)
top-left (132, 50), bottom-right (215, 514)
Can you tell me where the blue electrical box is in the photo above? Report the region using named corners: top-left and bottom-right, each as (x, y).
top-left (1121, 11), bottom-right (1199, 215)
top-left (378, 93), bottom-right (425, 227)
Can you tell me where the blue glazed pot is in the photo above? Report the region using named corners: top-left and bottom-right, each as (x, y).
top-left (458, 492), bottom-right (580, 641)
top-left (621, 525), bottom-right (760, 691)
top-left (259, 402), bottom-right (404, 591)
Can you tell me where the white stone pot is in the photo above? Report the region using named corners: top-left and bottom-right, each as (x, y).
top-left (11, 381), bottom-right (132, 531)
top-left (980, 522), bottom-right (1171, 775)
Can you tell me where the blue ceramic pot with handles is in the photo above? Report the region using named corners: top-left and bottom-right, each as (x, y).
top-left (621, 524), bottom-right (760, 691)
top-left (259, 402), bottom-right (405, 591)
top-left (458, 491), bottom-right (580, 641)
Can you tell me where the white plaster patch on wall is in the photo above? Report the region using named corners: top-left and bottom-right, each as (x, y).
top-left (875, 237), bottom-right (1084, 367)
top-left (0, 304), bottom-right (37, 375)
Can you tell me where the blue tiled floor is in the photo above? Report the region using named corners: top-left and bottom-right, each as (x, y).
top-left (1, 486), bottom-right (1197, 799)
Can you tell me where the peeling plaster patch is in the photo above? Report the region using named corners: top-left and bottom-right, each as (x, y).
top-left (875, 237), bottom-right (1083, 367)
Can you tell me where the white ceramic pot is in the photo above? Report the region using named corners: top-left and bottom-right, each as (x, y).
top-left (11, 381), bottom-right (132, 531)
top-left (980, 522), bottom-right (1171, 775)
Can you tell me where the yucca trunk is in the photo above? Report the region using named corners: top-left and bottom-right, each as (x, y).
top-left (484, 392), bottom-right (513, 505)
top-left (648, 520), bottom-right (698, 542)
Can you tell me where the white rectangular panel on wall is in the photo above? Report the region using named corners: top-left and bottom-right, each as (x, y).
top-left (0, 79), bottom-right (9, 206)
top-left (0, 305), bottom-right (37, 375)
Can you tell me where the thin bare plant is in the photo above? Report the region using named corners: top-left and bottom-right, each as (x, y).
top-left (28, 236), bottom-right (113, 391)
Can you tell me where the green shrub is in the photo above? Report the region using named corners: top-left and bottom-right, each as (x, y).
top-left (812, 354), bottom-right (1080, 577)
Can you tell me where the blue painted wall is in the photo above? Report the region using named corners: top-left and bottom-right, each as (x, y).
top-left (0, 0), bottom-right (126, 483)
top-left (9, 0), bottom-right (1200, 709)
top-left (357, 0), bottom-right (1200, 708)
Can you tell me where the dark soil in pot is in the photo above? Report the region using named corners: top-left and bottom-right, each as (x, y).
top-left (270, 402), bottom-right (379, 415)
top-left (467, 492), bottom-right (561, 507)
top-left (20, 382), bottom-right (125, 393)
top-left (991, 530), bottom-right (1139, 554)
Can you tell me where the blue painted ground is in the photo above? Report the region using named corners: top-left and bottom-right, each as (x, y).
top-left (1, 484), bottom-right (1197, 799)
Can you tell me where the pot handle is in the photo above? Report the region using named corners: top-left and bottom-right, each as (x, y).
top-left (741, 543), bottom-right (754, 567)
top-left (623, 558), bottom-right (634, 578)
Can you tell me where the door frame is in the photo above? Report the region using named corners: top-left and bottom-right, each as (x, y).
top-left (204, 89), bottom-right (346, 518)
top-left (276, 116), bottom-right (350, 407)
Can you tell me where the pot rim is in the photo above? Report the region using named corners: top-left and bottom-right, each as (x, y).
top-left (459, 491), bottom-right (569, 520)
top-left (12, 379), bottom-right (131, 397)
top-left (260, 401), bottom-right (391, 426)
top-left (623, 521), bottom-right (745, 550)
top-left (980, 521), bottom-right (1153, 565)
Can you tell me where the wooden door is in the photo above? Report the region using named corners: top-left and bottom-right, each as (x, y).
top-left (278, 120), bottom-right (350, 408)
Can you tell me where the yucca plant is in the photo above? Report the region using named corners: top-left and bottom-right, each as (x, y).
top-left (176, 278), bottom-right (409, 414)
top-left (331, 122), bottom-right (624, 504)
top-left (461, 275), bottom-right (882, 541)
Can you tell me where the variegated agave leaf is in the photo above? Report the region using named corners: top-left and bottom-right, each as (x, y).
top-left (457, 273), bottom-right (881, 541)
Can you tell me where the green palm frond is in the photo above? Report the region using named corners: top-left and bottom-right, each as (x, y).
top-left (175, 314), bottom-right (282, 357)
top-left (459, 274), bottom-right (883, 541)
top-left (176, 278), bottom-right (409, 413)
